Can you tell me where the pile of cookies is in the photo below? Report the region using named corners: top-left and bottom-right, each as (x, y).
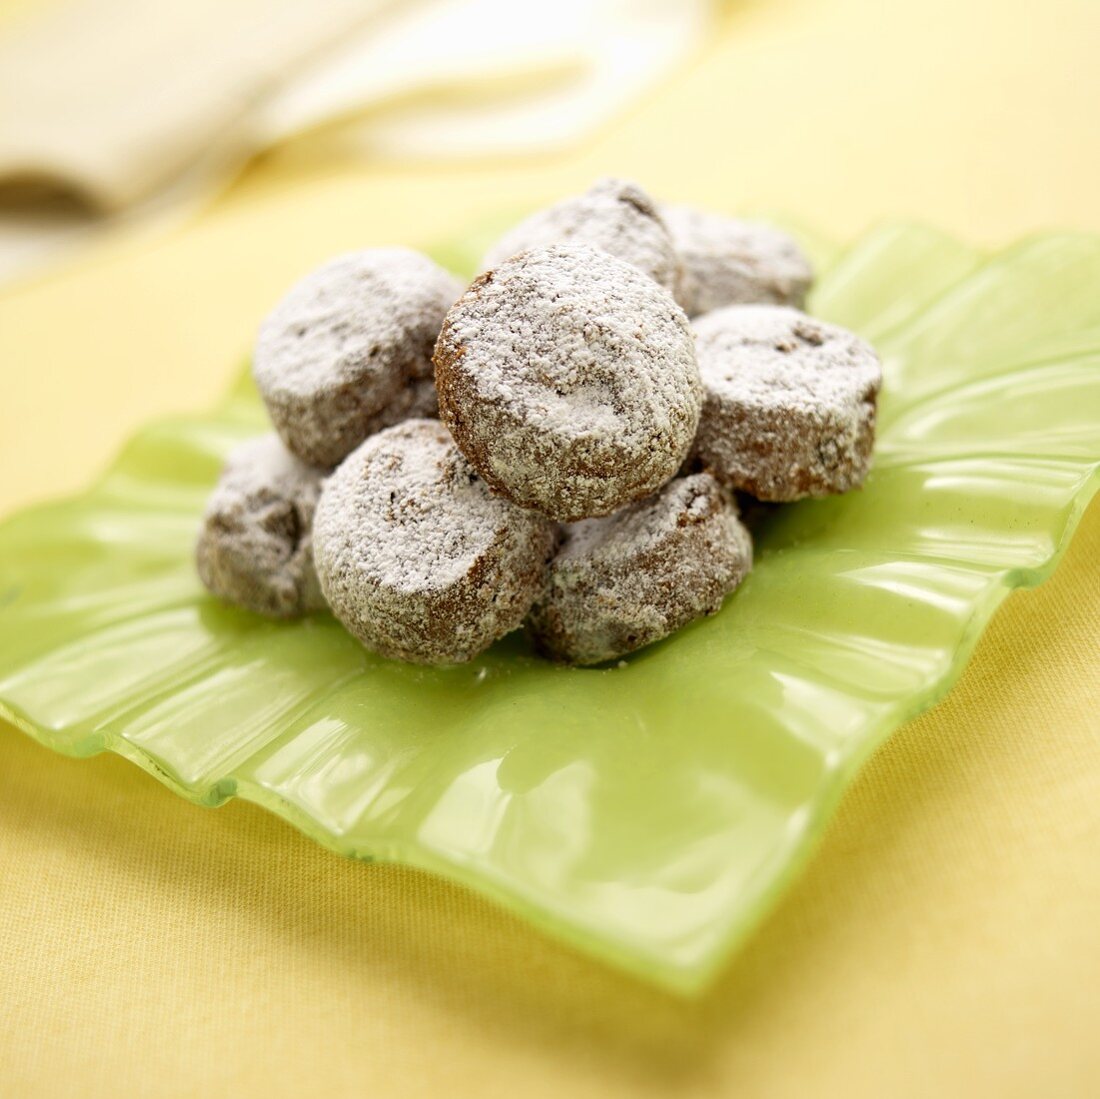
top-left (196, 179), bottom-right (882, 666)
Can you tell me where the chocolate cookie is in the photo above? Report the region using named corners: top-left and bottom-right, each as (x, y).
top-left (661, 204), bottom-right (813, 317)
top-left (196, 433), bottom-right (326, 618)
top-left (434, 244), bottom-right (702, 522)
top-left (312, 419), bottom-right (558, 665)
top-left (482, 178), bottom-right (681, 294)
top-left (253, 248), bottom-right (462, 468)
top-left (691, 305), bottom-right (882, 500)
top-left (528, 473), bottom-right (753, 665)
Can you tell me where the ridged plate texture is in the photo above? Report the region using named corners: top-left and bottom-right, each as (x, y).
top-left (2, 224), bottom-right (1098, 993)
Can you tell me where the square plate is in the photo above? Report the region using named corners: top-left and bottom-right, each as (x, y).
top-left (1, 223), bottom-right (1098, 993)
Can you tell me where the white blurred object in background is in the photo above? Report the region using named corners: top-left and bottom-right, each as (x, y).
top-left (0, 0), bottom-right (713, 285)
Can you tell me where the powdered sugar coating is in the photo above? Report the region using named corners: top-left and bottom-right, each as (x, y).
top-left (435, 244), bottom-right (702, 522)
top-left (482, 178), bottom-right (681, 294)
top-left (195, 433), bottom-right (326, 618)
top-left (528, 473), bottom-right (753, 665)
top-left (313, 419), bottom-right (557, 664)
top-left (661, 204), bottom-right (813, 317)
top-left (692, 305), bottom-right (882, 501)
top-left (253, 248), bottom-right (462, 468)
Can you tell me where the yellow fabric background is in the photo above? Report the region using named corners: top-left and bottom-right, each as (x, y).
top-left (1, 1), bottom-right (1099, 1095)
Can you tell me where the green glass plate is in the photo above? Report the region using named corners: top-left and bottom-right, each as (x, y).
top-left (2, 224), bottom-right (1098, 995)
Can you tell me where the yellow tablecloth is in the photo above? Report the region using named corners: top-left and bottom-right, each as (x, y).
top-left (2, 1), bottom-right (1099, 1095)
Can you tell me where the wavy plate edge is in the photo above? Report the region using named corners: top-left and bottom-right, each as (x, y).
top-left (2, 476), bottom-right (1096, 995)
top-left (2, 222), bottom-right (1099, 995)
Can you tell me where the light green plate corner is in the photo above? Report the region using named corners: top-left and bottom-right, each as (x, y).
top-left (1, 223), bottom-right (1098, 995)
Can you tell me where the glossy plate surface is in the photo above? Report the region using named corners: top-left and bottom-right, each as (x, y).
top-left (1, 225), bottom-right (1098, 994)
